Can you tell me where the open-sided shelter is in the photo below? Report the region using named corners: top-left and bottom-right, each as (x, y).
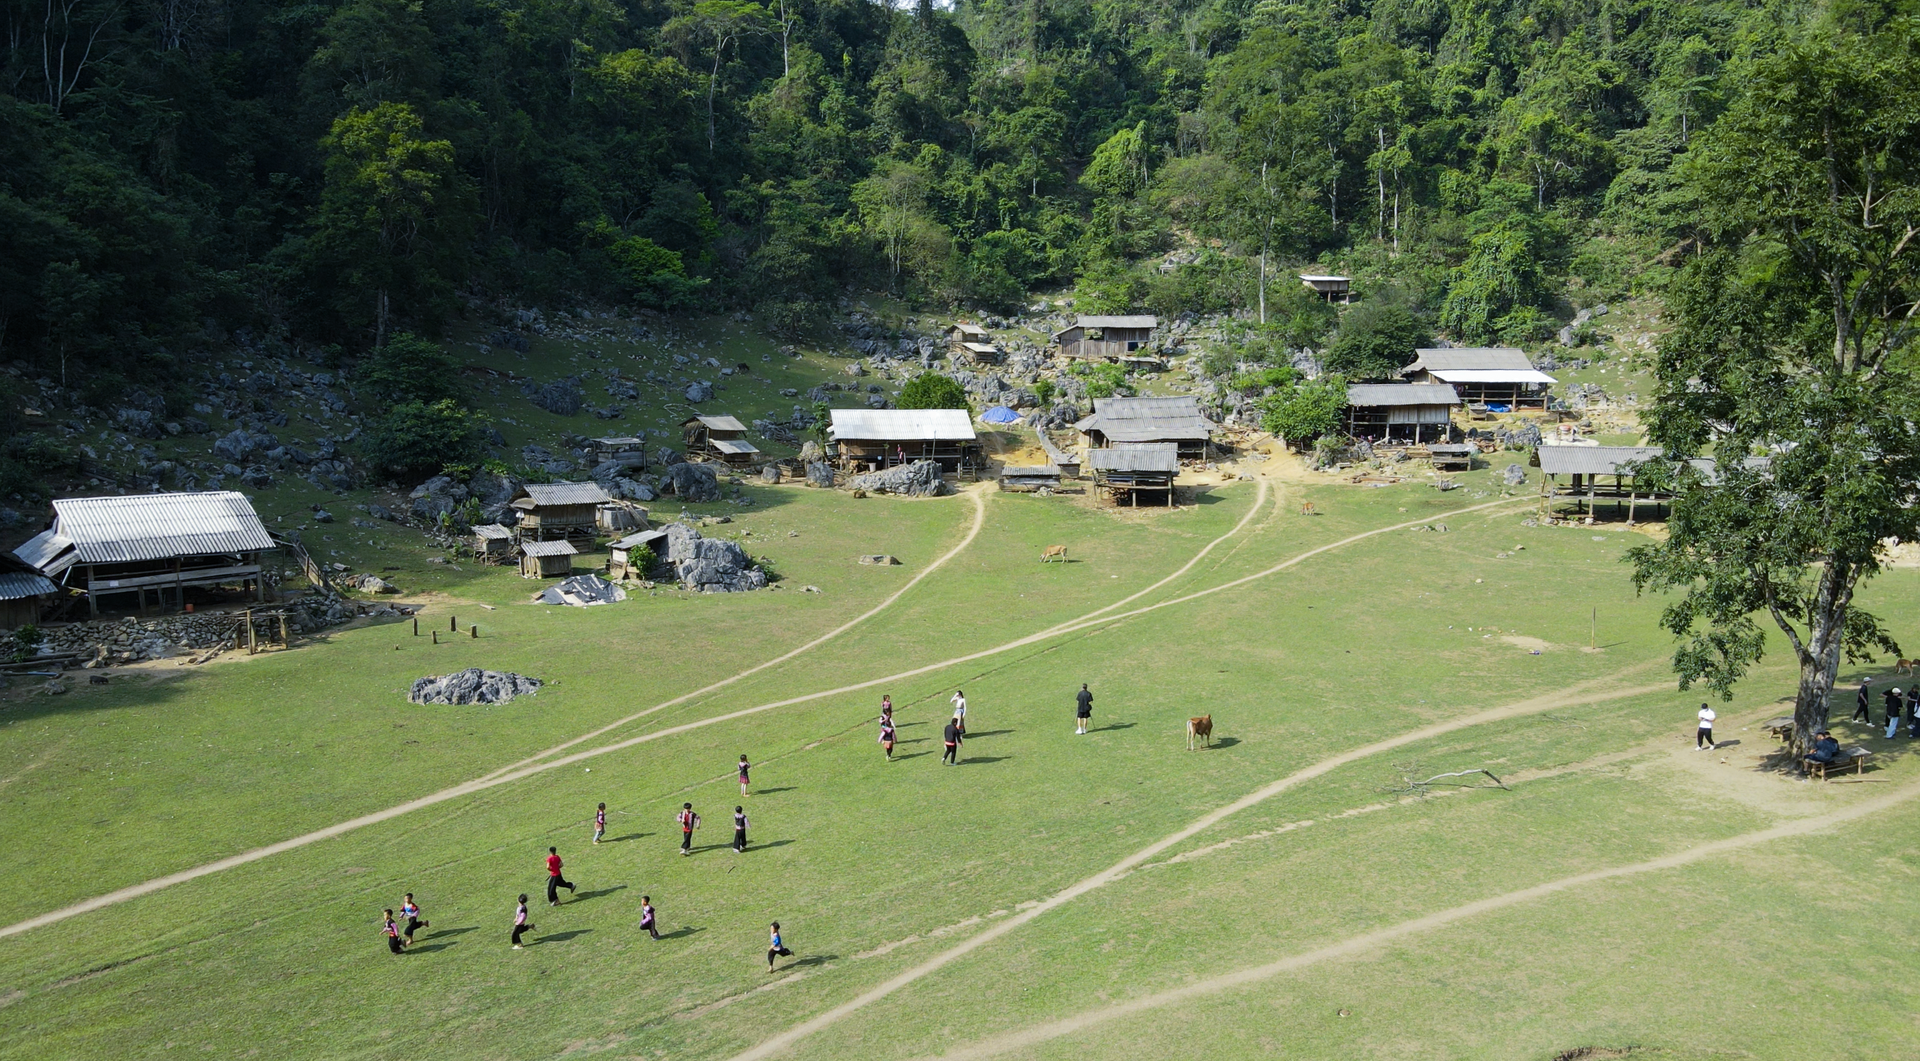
top-left (1074, 396), bottom-right (1216, 460)
top-left (1344, 383), bottom-right (1461, 443)
top-left (510, 482), bottom-right (610, 541)
top-left (680, 415), bottom-right (761, 467)
top-left (1088, 443), bottom-right (1180, 506)
top-left (11, 491), bottom-right (274, 617)
top-left (1299, 274), bottom-right (1352, 304)
top-left (1537, 445), bottom-right (1669, 521)
top-left (472, 523), bottom-right (515, 563)
top-left (828, 409), bottom-right (979, 473)
top-left (1051, 315), bottom-right (1158, 359)
top-left (518, 538), bottom-right (577, 578)
top-left (1401, 348), bottom-right (1557, 410)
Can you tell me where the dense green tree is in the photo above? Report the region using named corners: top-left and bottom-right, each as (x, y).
top-left (897, 372), bottom-right (971, 413)
top-left (359, 398), bottom-right (484, 481)
top-left (1258, 374), bottom-right (1346, 449)
top-left (1628, 22), bottom-right (1920, 755)
top-left (1324, 302), bottom-right (1430, 379)
top-left (356, 332), bottom-right (462, 405)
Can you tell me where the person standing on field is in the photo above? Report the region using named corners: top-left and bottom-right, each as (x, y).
top-left (949, 690), bottom-right (967, 734)
top-left (593, 802), bottom-right (606, 844)
top-left (1695, 703), bottom-right (1716, 750)
top-left (511, 894), bottom-right (532, 949)
top-left (678, 803), bottom-right (701, 855)
top-left (1854, 677), bottom-right (1874, 723)
top-left (942, 718), bottom-right (962, 765)
top-left (879, 711), bottom-right (896, 760)
top-left (732, 806), bottom-right (749, 852)
top-left (1889, 688), bottom-right (1905, 739)
top-left (738, 754), bottom-right (752, 797)
top-left (546, 847), bottom-right (575, 905)
top-left (640, 896), bottom-right (660, 940)
top-left (1075, 684), bottom-right (1093, 735)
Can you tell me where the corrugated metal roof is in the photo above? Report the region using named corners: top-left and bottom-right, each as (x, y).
top-left (1077, 315), bottom-right (1158, 330)
top-left (44, 492), bottom-right (275, 564)
top-left (1298, 274), bottom-right (1350, 283)
top-left (1081, 396), bottom-right (1217, 442)
top-left (1000, 465), bottom-right (1062, 478)
top-left (1537, 445), bottom-right (1665, 476)
top-left (520, 540), bottom-right (579, 556)
top-left (1428, 369), bottom-right (1559, 385)
top-left (11, 529), bottom-right (67, 572)
top-left (473, 524), bottom-right (514, 540)
top-left (685, 415), bottom-right (748, 432)
top-left (1406, 347), bottom-right (1535, 373)
top-left (612, 529), bottom-right (668, 551)
top-left (592, 436), bottom-right (645, 446)
top-left (950, 323), bottom-right (988, 337)
top-left (1090, 444), bottom-right (1181, 473)
top-left (521, 482), bottom-right (611, 506)
top-left (829, 409), bottom-right (978, 442)
top-left (0, 571), bottom-right (58, 600)
top-left (1346, 384), bottom-right (1461, 407)
top-left (711, 439), bottom-right (761, 455)
top-left (960, 342), bottom-right (1000, 353)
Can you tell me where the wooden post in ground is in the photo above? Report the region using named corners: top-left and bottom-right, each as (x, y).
top-left (1591, 607), bottom-right (1597, 650)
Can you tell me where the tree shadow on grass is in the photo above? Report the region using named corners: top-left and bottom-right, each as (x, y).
top-left (534, 929), bottom-right (593, 944)
top-left (570, 885), bottom-right (628, 902)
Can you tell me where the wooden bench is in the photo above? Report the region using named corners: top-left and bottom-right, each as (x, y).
top-left (1805, 748), bottom-right (1873, 780)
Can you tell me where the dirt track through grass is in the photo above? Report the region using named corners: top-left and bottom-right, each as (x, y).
top-left (725, 672), bottom-right (1668, 1061)
top-left (0, 484), bottom-right (1522, 942)
top-left (914, 777), bottom-right (1920, 1060)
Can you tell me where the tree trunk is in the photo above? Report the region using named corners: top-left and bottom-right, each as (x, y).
top-left (1791, 561), bottom-right (1855, 755)
top-left (374, 288), bottom-right (390, 350)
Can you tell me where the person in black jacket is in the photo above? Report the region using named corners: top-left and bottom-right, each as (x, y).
top-left (1075, 684), bottom-right (1093, 735)
top-left (942, 719), bottom-right (962, 765)
top-left (1854, 677), bottom-right (1874, 723)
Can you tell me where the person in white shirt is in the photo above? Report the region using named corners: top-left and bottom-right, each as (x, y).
top-left (1696, 703), bottom-right (1716, 750)
top-left (950, 690), bottom-right (967, 735)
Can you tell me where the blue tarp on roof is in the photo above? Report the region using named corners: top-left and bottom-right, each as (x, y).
top-left (982, 406), bottom-right (1021, 424)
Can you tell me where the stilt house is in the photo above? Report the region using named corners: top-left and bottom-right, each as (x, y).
top-left (1074, 396), bottom-right (1216, 460)
top-left (10, 491), bottom-right (275, 617)
top-left (1051, 315), bottom-right (1158, 359)
top-left (1088, 443), bottom-right (1179, 506)
top-left (510, 482), bottom-right (610, 541)
top-left (1298, 274), bottom-right (1353, 304)
top-left (828, 409), bottom-right (979, 473)
top-left (680, 415), bottom-right (762, 467)
top-left (1343, 383), bottom-right (1461, 443)
top-left (1402, 348), bottom-right (1556, 411)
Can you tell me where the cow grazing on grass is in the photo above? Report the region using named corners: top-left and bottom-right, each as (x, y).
top-left (1187, 715), bottom-right (1213, 750)
top-left (1900, 659), bottom-right (1916, 676)
top-left (1041, 545), bottom-right (1067, 563)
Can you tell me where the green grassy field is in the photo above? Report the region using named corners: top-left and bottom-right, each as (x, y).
top-left (4, 476), bottom-right (1919, 1061)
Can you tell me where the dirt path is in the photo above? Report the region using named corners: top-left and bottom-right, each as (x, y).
top-left (918, 777), bottom-right (1920, 1061)
top-left (0, 486), bottom-right (1512, 941)
top-left (724, 673), bottom-right (1668, 1061)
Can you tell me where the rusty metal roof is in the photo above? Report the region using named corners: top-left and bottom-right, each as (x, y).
top-left (520, 482), bottom-right (611, 506)
top-left (37, 492), bottom-right (274, 565)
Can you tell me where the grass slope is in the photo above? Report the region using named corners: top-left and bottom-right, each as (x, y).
top-left (3, 479), bottom-right (1918, 1061)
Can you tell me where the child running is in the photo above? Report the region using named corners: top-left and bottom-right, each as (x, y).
top-left (732, 806), bottom-right (749, 852)
top-left (678, 803), bottom-right (701, 855)
top-left (767, 921), bottom-right (793, 972)
top-left (383, 910), bottom-right (406, 954)
top-left (546, 846), bottom-right (575, 905)
top-left (400, 893), bottom-right (428, 944)
top-left (879, 710), bottom-right (897, 760)
top-left (593, 802), bottom-right (607, 844)
top-left (511, 894), bottom-right (532, 949)
top-left (738, 754), bottom-right (752, 797)
top-left (640, 896), bottom-right (660, 940)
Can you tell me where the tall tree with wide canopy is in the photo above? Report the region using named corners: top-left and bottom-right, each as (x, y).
top-left (1628, 22), bottom-right (1920, 754)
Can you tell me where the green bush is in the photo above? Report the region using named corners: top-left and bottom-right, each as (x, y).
top-left (1069, 361), bottom-right (1133, 399)
top-left (899, 373), bottom-right (972, 414)
top-left (1228, 365), bottom-right (1299, 396)
top-left (1258, 375), bottom-right (1347, 449)
top-left (360, 399), bottom-right (484, 482)
top-left (1324, 303), bottom-right (1432, 380)
top-left (357, 333), bottom-right (462, 406)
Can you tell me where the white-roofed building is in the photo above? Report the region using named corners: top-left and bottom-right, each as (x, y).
top-left (1402, 347), bottom-right (1557, 410)
top-left (9, 491), bottom-right (276, 616)
top-left (1298, 274), bottom-right (1352, 303)
top-left (828, 409), bottom-right (979, 473)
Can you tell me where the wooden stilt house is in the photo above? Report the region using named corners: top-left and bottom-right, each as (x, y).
top-left (680, 415), bottom-right (762, 467)
top-left (1343, 383), bottom-right (1461, 444)
top-left (510, 482), bottom-right (611, 542)
top-left (10, 491), bottom-right (275, 617)
top-left (472, 523), bottom-right (515, 564)
top-left (1088, 443), bottom-right (1180, 506)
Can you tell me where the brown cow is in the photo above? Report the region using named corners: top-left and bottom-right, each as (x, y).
top-left (1187, 715), bottom-right (1213, 750)
top-left (1041, 545), bottom-right (1068, 563)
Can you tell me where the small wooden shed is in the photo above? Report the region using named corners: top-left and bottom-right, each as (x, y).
top-left (1299, 274), bottom-right (1352, 304)
top-left (519, 539), bottom-right (578, 578)
top-left (946, 322), bottom-right (989, 346)
top-left (589, 436), bottom-right (648, 471)
top-left (681, 415), bottom-right (762, 467)
top-left (998, 465), bottom-right (1062, 493)
top-left (511, 482), bottom-right (610, 541)
top-left (1344, 383), bottom-right (1461, 444)
top-left (0, 570), bottom-right (58, 629)
top-left (608, 529), bottom-right (669, 580)
top-left (1051, 315), bottom-right (1158, 359)
top-left (1089, 444), bottom-right (1180, 506)
top-left (472, 523), bottom-right (515, 563)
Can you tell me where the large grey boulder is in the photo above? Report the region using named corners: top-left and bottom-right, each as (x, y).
top-left (1503, 463), bottom-right (1528, 487)
top-left (685, 381), bottom-right (714, 403)
top-left (805, 461), bottom-right (835, 488)
top-left (661, 522), bottom-right (769, 593)
top-left (662, 461), bottom-right (720, 501)
top-left (850, 459), bottom-right (945, 497)
top-left (410, 475), bottom-right (470, 521)
top-left (469, 468), bottom-right (520, 506)
top-left (798, 440), bottom-right (824, 463)
top-left (347, 573), bottom-right (400, 594)
top-left (408, 668), bottom-right (542, 705)
top-left (526, 377), bottom-right (585, 415)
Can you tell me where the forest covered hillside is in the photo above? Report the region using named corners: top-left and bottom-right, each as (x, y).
top-left (0, 0), bottom-right (1909, 469)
